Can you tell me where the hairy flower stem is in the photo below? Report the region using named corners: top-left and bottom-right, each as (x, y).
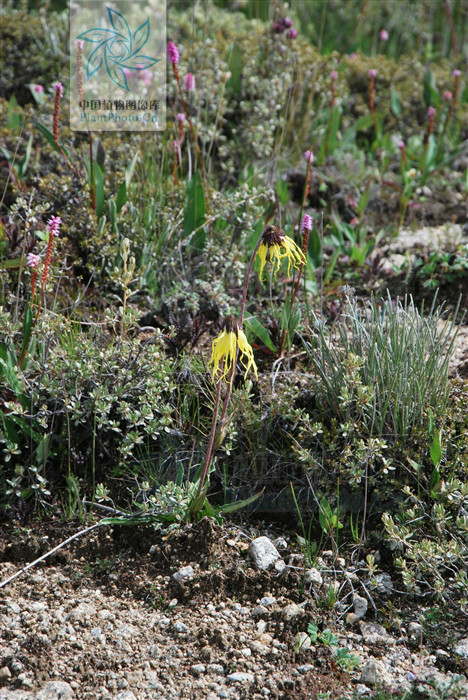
top-left (195, 231), bottom-right (267, 506)
top-left (172, 63), bottom-right (209, 208)
top-left (195, 375), bottom-right (223, 500)
top-left (277, 156), bottom-right (312, 357)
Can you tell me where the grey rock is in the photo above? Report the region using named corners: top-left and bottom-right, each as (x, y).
top-left (353, 594), bottom-right (368, 619)
top-left (408, 622), bottom-right (422, 639)
top-left (173, 621), bottom-right (189, 634)
top-left (227, 672), bottom-right (254, 683)
top-left (274, 559), bottom-right (286, 574)
top-left (260, 596), bottom-right (276, 607)
top-left (453, 637), bottom-right (468, 658)
top-left (304, 568), bottom-right (322, 587)
top-left (249, 537), bottom-right (280, 570)
top-left (252, 605), bottom-right (268, 618)
top-left (113, 693), bottom-right (137, 700)
top-left (190, 664), bottom-right (206, 677)
top-left (282, 604), bottom-right (303, 621)
top-left (36, 682), bottom-right (74, 699)
top-left (297, 664), bottom-right (314, 674)
top-left (360, 660), bottom-right (384, 686)
top-left (345, 613), bottom-right (360, 627)
top-left (0, 668), bottom-right (11, 682)
top-left (272, 537), bottom-right (288, 549)
top-left (172, 566), bottom-right (195, 582)
top-left (360, 621), bottom-right (393, 646)
top-left (370, 573), bottom-right (394, 596)
top-left (207, 664), bottom-right (224, 676)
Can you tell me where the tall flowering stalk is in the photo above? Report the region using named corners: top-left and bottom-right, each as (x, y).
top-left (368, 69), bottom-right (377, 133)
top-left (77, 40), bottom-right (96, 211)
top-left (52, 82), bottom-right (63, 143)
top-left (167, 41), bottom-right (208, 204)
top-left (27, 253), bottom-right (40, 301)
top-left (41, 216), bottom-right (61, 296)
top-left (441, 69), bottom-right (462, 140)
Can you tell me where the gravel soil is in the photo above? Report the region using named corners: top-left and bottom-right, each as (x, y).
top-left (1, 519), bottom-right (467, 700)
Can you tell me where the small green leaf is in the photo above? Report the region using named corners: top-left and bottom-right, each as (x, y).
top-left (183, 170), bottom-right (206, 250)
top-left (244, 316), bottom-right (277, 352)
top-left (34, 120), bottom-right (69, 157)
top-left (390, 89), bottom-right (401, 116)
top-left (226, 43), bottom-right (242, 94)
top-left (423, 69), bottom-right (439, 108)
top-left (94, 162), bottom-right (105, 217)
top-left (430, 430), bottom-right (442, 467)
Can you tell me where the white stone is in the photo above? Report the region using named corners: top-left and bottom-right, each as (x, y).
top-left (304, 568), bottom-right (323, 587)
top-left (453, 637), bottom-right (468, 658)
top-left (227, 672), bottom-right (254, 683)
top-left (172, 566), bottom-right (195, 582)
top-left (249, 537), bottom-right (281, 570)
top-left (353, 594), bottom-right (368, 619)
top-left (360, 660), bottom-right (384, 686)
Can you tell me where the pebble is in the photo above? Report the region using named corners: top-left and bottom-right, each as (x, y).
top-left (353, 594), bottom-right (368, 619)
top-left (172, 566), bottom-right (195, 582)
top-left (297, 664), bottom-right (314, 674)
top-left (282, 603), bottom-right (304, 621)
top-left (249, 537), bottom-right (281, 570)
top-left (295, 632), bottom-right (311, 651)
top-left (453, 637), bottom-right (468, 658)
top-left (190, 664), bottom-right (206, 677)
top-left (304, 568), bottom-right (322, 587)
top-left (360, 621), bottom-right (393, 646)
top-left (360, 659), bottom-right (384, 686)
top-left (407, 622), bottom-right (422, 639)
top-left (173, 621), bottom-right (189, 634)
top-left (227, 672), bottom-right (254, 683)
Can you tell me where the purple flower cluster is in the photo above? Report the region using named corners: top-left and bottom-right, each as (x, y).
top-left (301, 214), bottom-right (313, 233)
top-left (274, 17), bottom-right (297, 39)
top-left (27, 253), bottom-right (40, 268)
top-left (48, 216), bottom-right (62, 237)
top-left (167, 41), bottom-right (180, 65)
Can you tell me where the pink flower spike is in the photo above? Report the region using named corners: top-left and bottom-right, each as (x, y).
top-left (289, 28), bottom-right (298, 39)
top-left (398, 140), bottom-right (405, 149)
top-left (76, 40), bottom-right (84, 50)
top-left (173, 140), bottom-right (179, 153)
top-left (27, 253), bottom-right (40, 268)
top-left (453, 69), bottom-right (461, 77)
top-left (427, 106), bottom-right (436, 117)
top-left (184, 73), bottom-right (196, 91)
top-left (444, 90), bottom-right (453, 101)
top-left (301, 214), bottom-right (313, 232)
top-left (379, 29), bottom-right (389, 41)
top-left (304, 150), bottom-right (314, 164)
top-left (331, 70), bottom-right (338, 80)
top-left (283, 17), bottom-right (293, 28)
top-left (176, 113), bottom-right (185, 122)
top-left (349, 53), bottom-right (357, 60)
top-left (53, 82), bottom-right (64, 98)
top-left (33, 84), bottom-right (44, 94)
top-left (369, 69), bottom-right (377, 78)
top-left (47, 216), bottom-right (62, 237)
top-left (167, 41), bottom-right (180, 65)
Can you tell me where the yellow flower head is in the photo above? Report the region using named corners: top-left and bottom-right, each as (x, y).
top-left (256, 225), bottom-right (305, 281)
top-left (209, 316), bottom-right (258, 383)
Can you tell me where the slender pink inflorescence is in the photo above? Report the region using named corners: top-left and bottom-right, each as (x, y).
top-left (368, 70), bottom-right (377, 130)
top-left (27, 253), bottom-right (40, 268)
top-left (167, 41), bottom-right (180, 65)
top-left (379, 29), bottom-right (389, 41)
top-left (33, 84), bottom-right (44, 94)
top-left (304, 149), bottom-right (314, 164)
top-left (52, 82), bottom-right (63, 142)
top-left (184, 73), bottom-right (196, 91)
top-left (289, 28), bottom-right (297, 39)
top-left (301, 214), bottom-right (313, 232)
top-left (41, 216), bottom-right (62, 293)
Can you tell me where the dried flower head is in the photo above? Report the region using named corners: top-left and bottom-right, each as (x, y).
top-left (256, 225), bottom-right (305, 281)
top-left (209, 316), bottom-right (257, 383)
top-left (167, 41), bottom-right (180, 65)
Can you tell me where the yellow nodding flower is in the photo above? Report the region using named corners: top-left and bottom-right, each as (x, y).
top-left (256, 225), bottom-right (305, 281)
top-left (209, 317), bottom-right (258, 383)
